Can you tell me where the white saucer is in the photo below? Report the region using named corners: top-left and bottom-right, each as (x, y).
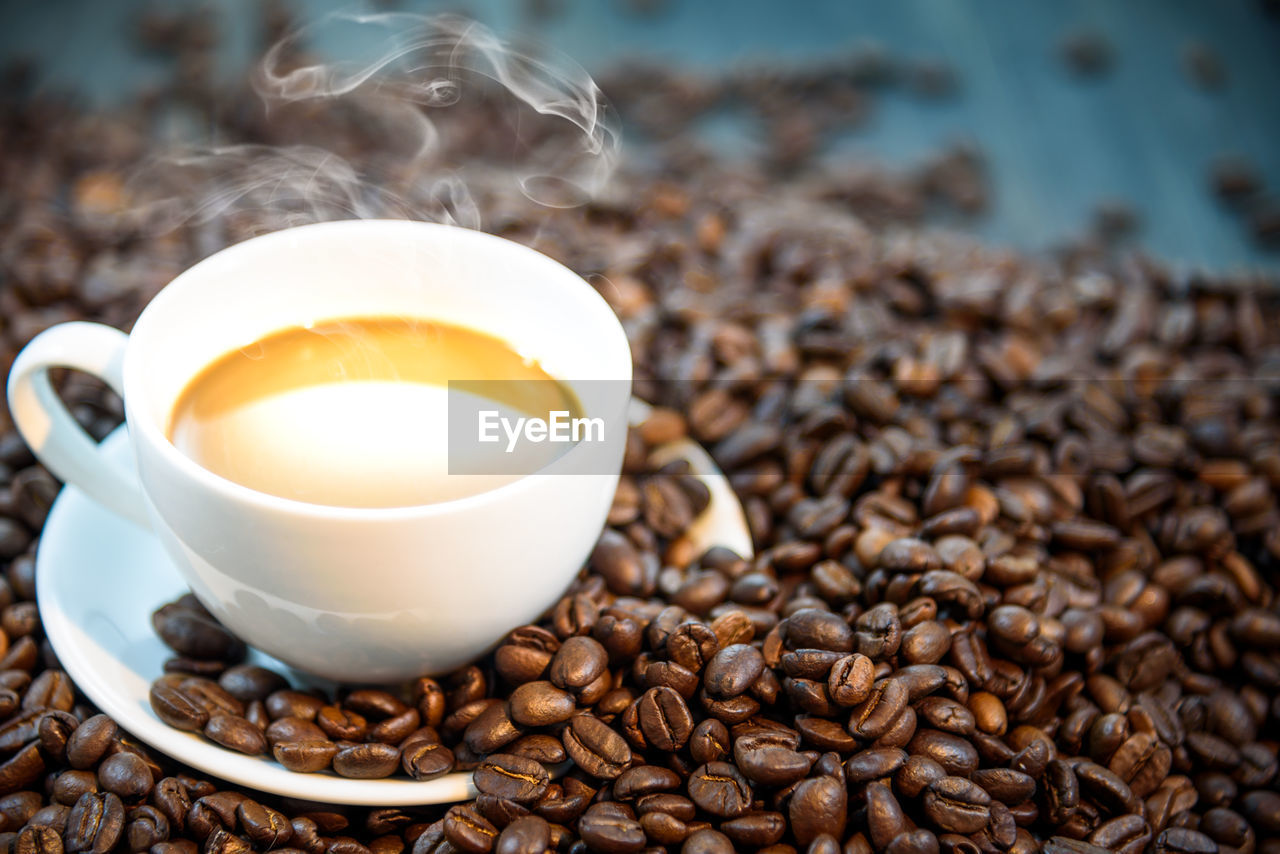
top-left (36, 424), bottom-right (753, 806)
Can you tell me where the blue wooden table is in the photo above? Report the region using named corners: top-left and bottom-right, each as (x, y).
top-left (2, 0), bottom-right (1277, 274)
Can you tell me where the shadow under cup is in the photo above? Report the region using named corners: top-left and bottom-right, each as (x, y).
top-left (123, 220), bottom-right (632, 683)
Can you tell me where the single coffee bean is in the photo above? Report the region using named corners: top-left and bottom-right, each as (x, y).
top-left (63, 793), bottom-right (124, 854)
top-left (493, 815), bottom-right (550, 854)
top-left (907, 729), bottom-right (979, 776)
top-left (865, 781), bottom-right (908, 852)
top-left (232, 811), bottom-right (283, 851)
top-left (1075, 761), bottom-right (1137, 815)
top-left (688, 718), bottom-right (730, 764)
top-left (613, 765), bottom-right (681, 800)
top-left (216, 666), bottom-right (287, 703)
top-left (970, 767), bottom-right (1035, 805)
top-left (332, 743), bottom-right (400, 779)
top-left (506, 682), bottom-right (574, 728)
top-left (828, 654), bottom-right (874, 706)
top-left (719, 811), bottom-right (786, 848)
top-left (686, 762), bottom-right (752, 818)
top-left (264, 691), bottom-right (325, 722)
top-left (896, 754), bottom-right (947, 798)
top-left (316, 706), bottom-right (367, 742)
top-left (401, 740), bottom-right (455, 781)
top-left (702, 644), bottom-right (763, 699)
top-left (548, 637), bottom-right (608, 693)
top-left (473, 755), bottom-right (549, 804)
top-left (562, 714), bottom-right (630, 780)
top-left (203, 715), bottom-right (266, 756)
top-left (844, 748), bottom-right (908, 784)
top-left (148, 684), bottom-right (209, 733)
top-left (16, 825), bottom-right (63, 854)
top-left (264, 716), bottom-right (326, 746)
top-left (681, 828), bottom-right (734, 854)
top-left (666, 623), bottom-right (720, 673)
top-left (923, 776), bottom-right (991, 834)
top-left (272, 741), bottom-right (338, 774)
top-left (637, 686), bottom-right (693, 752)
top-left (576, 807), bottom-right (644, 853)
top-left (1152, 827), bottom-right (1218, 854)
top-left (848, 678), bottom-right (908, 740)
top-left (97, 753), bottom-right (153, 800)
top-left (733, 736), bottom-right (812, 786)
top-left (151, 603), bottom-right (244, 662)
top-left (788, 775), bottom-right (846, 845)
top-left (784, 609), bottom-right (854, 653)
top-left (442, 805), bottom-right (497, 854)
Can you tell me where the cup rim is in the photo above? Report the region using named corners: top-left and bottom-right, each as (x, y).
top-left (122, 219), bottom-right (632, 520)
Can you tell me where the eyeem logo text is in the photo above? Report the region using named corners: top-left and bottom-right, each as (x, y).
top-left (478, 410), bottom-right (605, 452)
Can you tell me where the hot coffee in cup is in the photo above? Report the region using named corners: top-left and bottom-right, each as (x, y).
top-left (8, 220), bottom-right (632, 682)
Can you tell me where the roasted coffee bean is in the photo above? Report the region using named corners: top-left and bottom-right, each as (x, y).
top-left (63, 793), bottom-right (123, 854)
top-left (702, 644), bottom-right (763, 699)
top-left (442, 805), bottom-right (497, 854)
top-left (827, 654), bottom-right (874, 706)
top-left (866, 781), bottom-right (909, 851)
top-left (215, 666), bottom-right (286, 703)
top-left (151, 604), bottom-right (244, 663)
top-left (686, 762), bottom-right (751, 818)
top-left (17, 825), bottom-right (63, 854)
top-left (788, 775), bottom-right (846, 845)
top-left (97, 753), bottom-right (153, 800)
top-left (548, 637), bottom-right (608, 693)
top-left (148, 683), bottom-right (208, 733)
top-left (400, 739), bottom-right (454, 781)
top-left (493, 815), bottom-right (549, 854)
top-left (923, 776), bottom-right (991, 834)
top-left (272, 741), bottom-right (338, 774)
top-left (733, 735), bottom-right (811, 786)
top-left (688, 718), bottom-right (730, 764)
top-left (506, 682), bottom-right (574, 728)
top-left (896, 754), bottom-right (947, 798)
top-left (562, 715), bottom-right (630, 780)
top-left (1076, 761), bottom-right (1137, 815)
top-left (576, 806), bottom-right (643, 853)
top-left (681, 828), bottom-right (734, 854)
top-left (236, 801), bottom-right (290, 848)
top-left (332, 743), bottom-right (400, 779)
top-left (637, 686), bottom-right (693, 751)
top-left (1153, 827), bottom-right (1217, 854)
top-left (908, 729), bottom-right (979, 776)
top-left (264, 691), bottom-right (324, 722)
top-left (971, 767), bottom-right (1035, 805)
top-left (848, 678), bottom-right (908, 740)
top-left (315, 706), bottom-right (367, 742)
top-left (203, 715), bottom-right (266, 756)
top-left (719, 811), bottom-right (785, 848)
top-left (613, 765), bottom-right (680, 800)
top-left (473, 755), bottom-right (549, 804)
top-left (22, 671), bottom-right (73, 712)
top-left (264, 716), bottom-right (326, 746)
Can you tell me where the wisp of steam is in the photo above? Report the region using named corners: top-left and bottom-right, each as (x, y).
top-left (129, 11), bottom-right (620, 233)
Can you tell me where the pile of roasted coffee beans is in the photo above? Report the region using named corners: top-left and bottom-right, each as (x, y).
top-left (5, 4), bottom-right (1280, 853)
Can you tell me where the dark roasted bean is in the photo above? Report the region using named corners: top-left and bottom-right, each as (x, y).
top-left (562, 715), bottom-right (630, 780)
top-left (923, 776), bottom-right (991, 834)
top-left (686, 762), bottom-right (751, 818)
top-left (636, 686), bottom-right (693, 752)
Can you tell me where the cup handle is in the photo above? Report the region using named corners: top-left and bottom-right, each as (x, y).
top-left (7, 322), bottom-right (151, 529)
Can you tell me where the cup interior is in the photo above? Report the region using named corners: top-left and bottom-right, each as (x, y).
top-left (124, 220), bottom-right (631, 501)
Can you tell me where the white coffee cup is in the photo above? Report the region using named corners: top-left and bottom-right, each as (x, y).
top-left (7, 220), bottom-right (632, 683)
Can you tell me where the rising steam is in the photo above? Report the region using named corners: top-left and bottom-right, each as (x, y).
top-left (129, 12), bottom-right (620, 233)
